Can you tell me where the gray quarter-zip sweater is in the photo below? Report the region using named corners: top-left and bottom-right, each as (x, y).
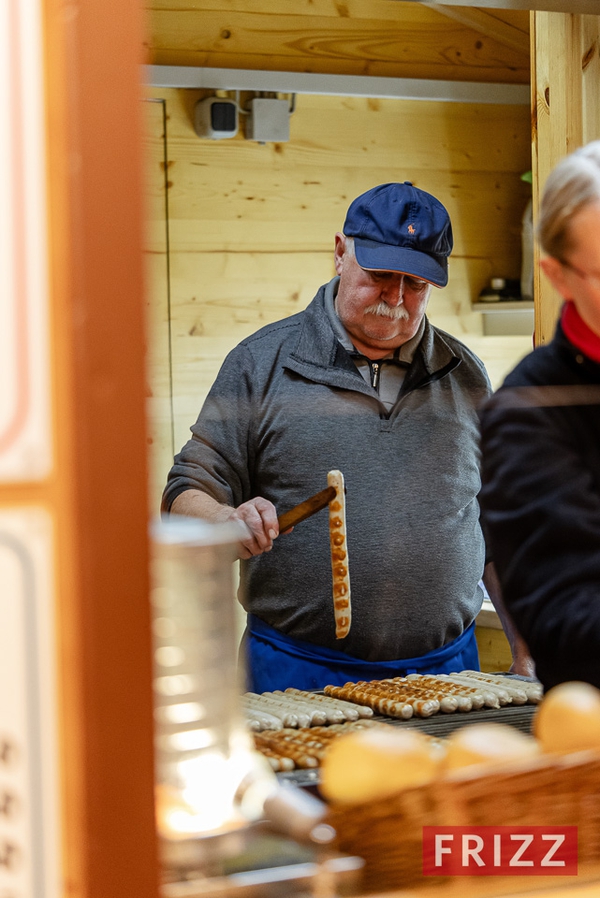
top-left (162, 278), bottom-right (492, 661)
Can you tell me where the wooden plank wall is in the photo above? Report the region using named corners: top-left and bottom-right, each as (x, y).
top-left (532, 12), bottom-right (600, 344)
top-left (476, 626), bottom-right (513, 673)
top-left (145, 0), bottom-right (530, 85)
top-left (144, 88), bottom-right (532, 508)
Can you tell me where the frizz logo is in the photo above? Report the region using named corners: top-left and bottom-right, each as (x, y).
top-left (423, 826), bottom-right (577, 876)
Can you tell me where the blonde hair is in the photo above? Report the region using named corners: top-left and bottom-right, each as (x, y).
top-left (538, 140), bottom-right (600, 261)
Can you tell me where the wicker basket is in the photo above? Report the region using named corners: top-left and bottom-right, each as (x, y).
top-left (327, 749), bottom-right (600, 894)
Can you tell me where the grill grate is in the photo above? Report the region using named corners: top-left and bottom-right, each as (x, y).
top-left (276, 702), bottom-right (538, 788)
top-left (385, 701), bottom-right (537, 738)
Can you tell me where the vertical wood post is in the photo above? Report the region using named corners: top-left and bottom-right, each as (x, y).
top-left (531, 11), bottom-right (600, 345)
top-left (42, 0), bottom-right (160, 894)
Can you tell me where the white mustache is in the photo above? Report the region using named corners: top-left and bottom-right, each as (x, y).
top-left (364, 301), bottom-right (409, 321)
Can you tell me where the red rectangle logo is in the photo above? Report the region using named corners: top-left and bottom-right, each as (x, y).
top-left (423, 826), bottom-right (578, 876)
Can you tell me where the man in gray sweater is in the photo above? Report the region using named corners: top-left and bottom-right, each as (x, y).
top-left (162, 182), bottom-right (531, 691)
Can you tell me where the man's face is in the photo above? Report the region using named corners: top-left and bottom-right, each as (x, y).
top-left (334, 233), bottom-right (432, 358)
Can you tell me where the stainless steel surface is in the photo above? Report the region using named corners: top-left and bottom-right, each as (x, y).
top-left (160, 826), bottom-right (255, 877)
top-left (151, 517), bottom-right (275, 841)
top-left (162, 855), bottom-right (363, 898)
top-left (160, 824), bottom-right (364, 897)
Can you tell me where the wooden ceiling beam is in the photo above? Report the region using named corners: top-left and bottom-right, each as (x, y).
top-left (423, 4), bottom-right (531, 55)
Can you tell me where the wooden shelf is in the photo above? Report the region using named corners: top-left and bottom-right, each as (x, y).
top-left (472, 301), bottom-right (534, 311)
top-left (472, 301), bottom-right (534, 335)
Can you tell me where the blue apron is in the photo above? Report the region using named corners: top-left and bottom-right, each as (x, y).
top-left (244, 614), bottom-right (480, 693)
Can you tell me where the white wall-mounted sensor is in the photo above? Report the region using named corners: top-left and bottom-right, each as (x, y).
top-left (194, 97), bottom-right (238, 139)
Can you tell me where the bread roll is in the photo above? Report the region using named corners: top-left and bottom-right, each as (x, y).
top-left (443, 722), bottom-right (540, 771)
top-left (320, 727), bottom-right (443, 805)
top-left (328, 469), bottom-right (351, 639)
top-left (534, 680), bottom-right (600, 753)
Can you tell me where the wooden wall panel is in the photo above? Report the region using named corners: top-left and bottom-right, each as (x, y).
top-left (458, 335), bottom-right (533, 390)
top-left (476, 625), bottom-right (513, 673)
top-left (158, 93), bottom-right (531, 262)
top-left (144, 87), bottom-right (533, 496)
top-left (146, 0), bottom-right (530, 84)
top-left (532, 12), bottom-right (600, 345)
top-left (160, 91), bottom-right (531, 174)
top-left (582, 16), bottom-right (600, 145)
top-left (169, 252), bottom-right (336, 449)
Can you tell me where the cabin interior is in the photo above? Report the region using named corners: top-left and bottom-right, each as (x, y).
top-left (142, 3), bottom-right (600, 679)
top-left (3, 2), bottom-right (600, 897)
top-left (143, 1), bottom-right (539, 509)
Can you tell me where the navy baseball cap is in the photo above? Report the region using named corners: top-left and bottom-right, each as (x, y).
top-left (342, 182), bottom-right (453, 287)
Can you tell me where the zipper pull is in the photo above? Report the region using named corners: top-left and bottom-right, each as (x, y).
top-left (371, 362), bottom-right (380, 390)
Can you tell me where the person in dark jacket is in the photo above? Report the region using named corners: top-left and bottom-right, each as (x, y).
top-left (479, 140), bottom-right (600, 690)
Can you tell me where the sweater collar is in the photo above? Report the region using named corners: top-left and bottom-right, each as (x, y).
top-left (561, 301), bottom-right (600, 364)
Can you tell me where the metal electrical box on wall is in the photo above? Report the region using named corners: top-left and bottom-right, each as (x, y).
top-left (246, 98), bottom-right (290, 143)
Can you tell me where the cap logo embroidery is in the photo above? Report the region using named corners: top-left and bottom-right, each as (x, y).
top-left (408, 224), bottom-right (416, 234)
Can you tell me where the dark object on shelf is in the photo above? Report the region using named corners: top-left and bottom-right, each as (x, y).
top-left (478, 277), bottom-right (524, 303)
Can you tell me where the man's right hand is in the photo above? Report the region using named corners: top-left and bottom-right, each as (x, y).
top-left (170, 490), bottom-right (286, 559)
top-left (225, 497), bottom-right (281, 559)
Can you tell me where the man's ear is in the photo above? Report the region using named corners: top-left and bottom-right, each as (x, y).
top-left (334, 232), bottom-right (347, 275)
top-left (540, 256), bottom-right (571, 299)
